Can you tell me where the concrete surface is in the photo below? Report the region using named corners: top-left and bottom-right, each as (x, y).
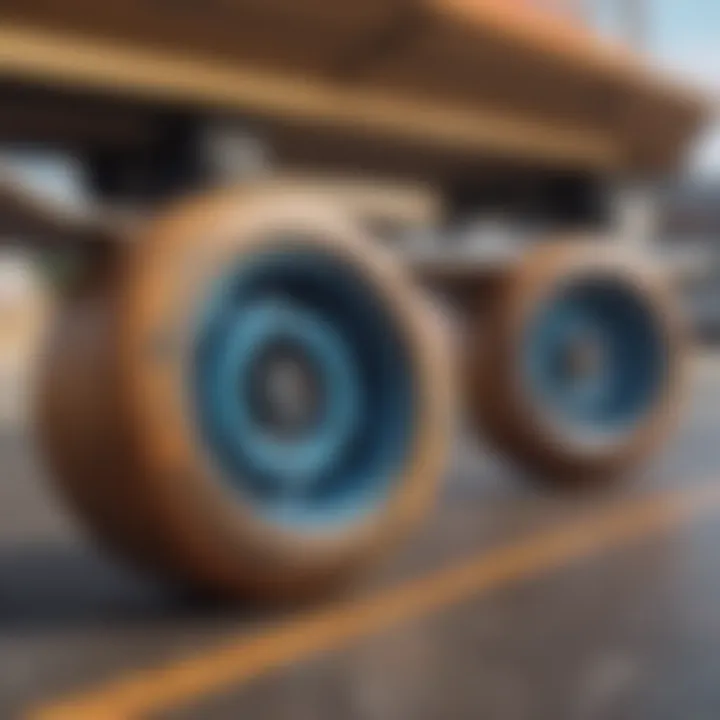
top-left (1, 360), bottom-right (720, 719)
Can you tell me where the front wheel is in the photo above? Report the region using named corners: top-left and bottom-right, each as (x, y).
top-left (37, 189), bottom-right (454, 601)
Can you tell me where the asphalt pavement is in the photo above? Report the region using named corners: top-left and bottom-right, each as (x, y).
top-left (2, 358), bottom-right (720, 719)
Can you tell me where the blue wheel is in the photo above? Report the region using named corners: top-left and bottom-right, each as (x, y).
top-left (192, 249), bottom-right (418, 531)
top-left (100, 192), bottom-right (453, 600)
top-left (471, 242), bottom-right (685, 484)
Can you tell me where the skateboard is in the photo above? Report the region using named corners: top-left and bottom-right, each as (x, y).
top-left (0, 0), bottom-right (707, 601)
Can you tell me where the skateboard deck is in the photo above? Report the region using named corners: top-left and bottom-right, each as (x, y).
top-left (0, 2), bottom-right (707, 179)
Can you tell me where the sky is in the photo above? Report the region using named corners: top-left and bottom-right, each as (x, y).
top-left (592, 0), bottom-right (720, 176)
top-left (651, 0), bottom-right (720, 175)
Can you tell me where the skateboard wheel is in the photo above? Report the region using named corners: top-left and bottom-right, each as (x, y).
top-left (468, 240), bottom-right (686, 485)
top-left (37, 189), bottom-right (452, 600)
top-left (36, 282), bottom-right (184, 576)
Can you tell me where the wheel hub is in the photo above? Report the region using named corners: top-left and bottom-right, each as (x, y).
top-left (560, 335), bottom-right (604, 383)
top-left (524, 278), bottom-right (666, 440)
top-left (192, 248), bottom-right (415, 529)
top-left (248, 342), bottom-right (324, 440)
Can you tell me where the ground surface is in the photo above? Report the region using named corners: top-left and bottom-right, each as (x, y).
top-left (2, 358), bottom-right (720, 719)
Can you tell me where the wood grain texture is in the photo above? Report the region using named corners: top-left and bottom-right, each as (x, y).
top-left (0, 4), bottom-right (705, 175)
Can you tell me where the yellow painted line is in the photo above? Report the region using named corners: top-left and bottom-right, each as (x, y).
top-left (30, 483), bottom-right (720, 720)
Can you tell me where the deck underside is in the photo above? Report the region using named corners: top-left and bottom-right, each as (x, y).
top-left (0, 1), bottom-right (706, 178)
